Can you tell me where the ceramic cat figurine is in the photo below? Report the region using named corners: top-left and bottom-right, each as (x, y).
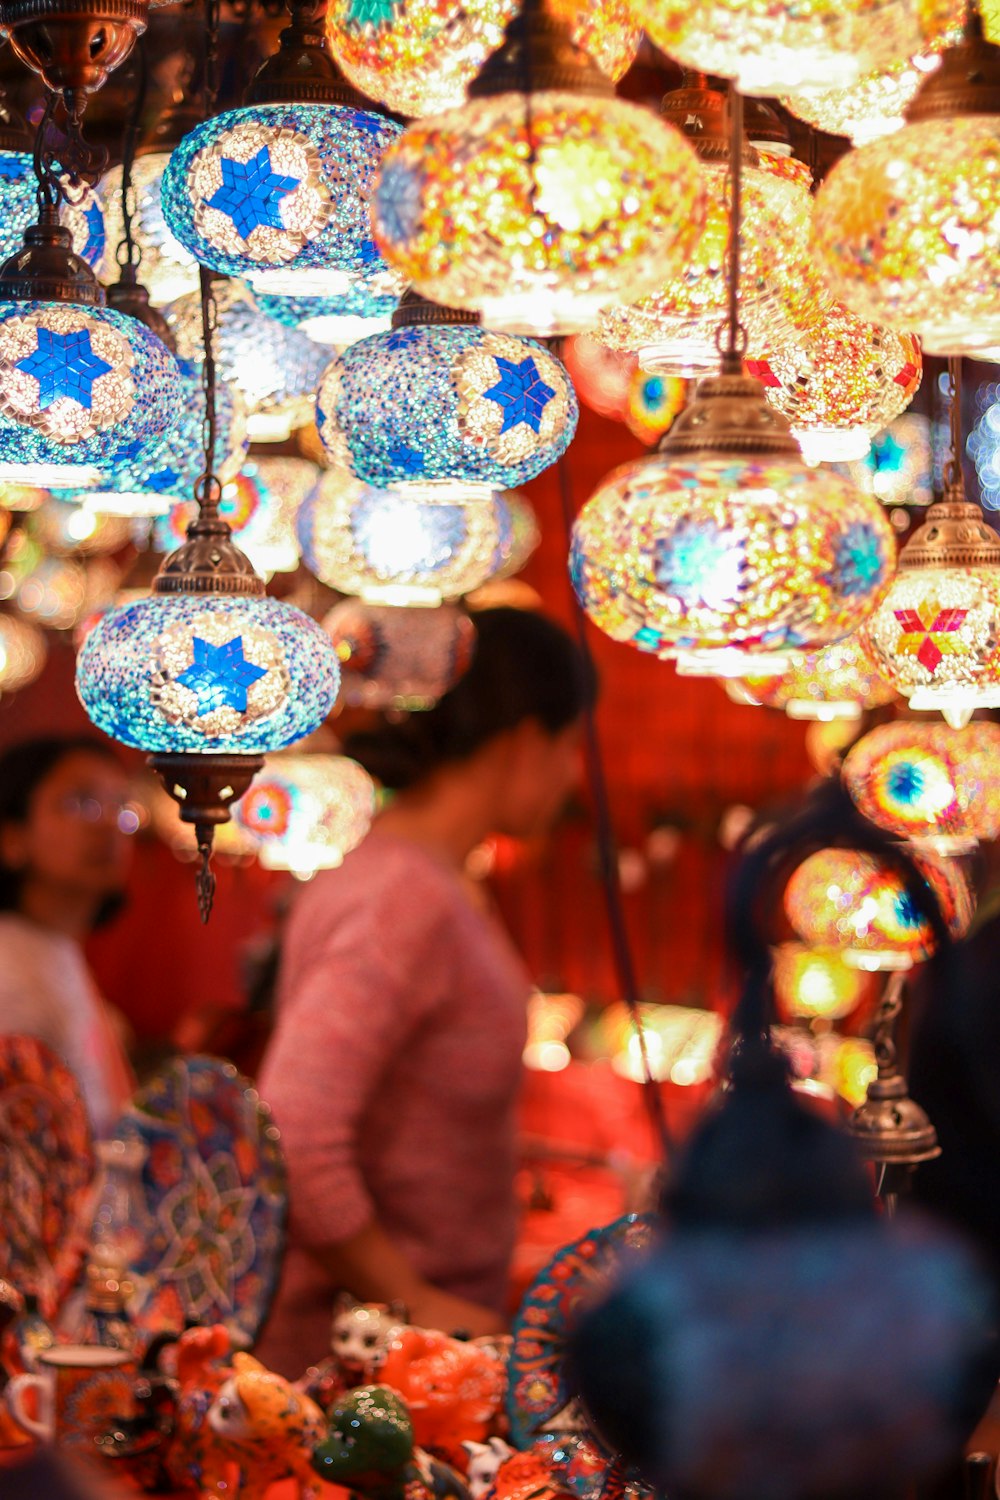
top-left (378, 1327), bottom-right (506, 1470)
top-left (300, 1295), bottom-right (408, 1411)
top-left (312, 1384), bottom-right (471, 1500)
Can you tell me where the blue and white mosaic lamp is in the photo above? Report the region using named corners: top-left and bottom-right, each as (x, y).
top-left (316, 292), bottom-right (578, 496)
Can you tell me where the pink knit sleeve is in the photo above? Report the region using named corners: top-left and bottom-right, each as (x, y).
top-left (258, 866), bottom-right (453, 1251)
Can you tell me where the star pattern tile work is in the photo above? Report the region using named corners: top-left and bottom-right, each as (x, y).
top-left (15, 327), bottom-right (113, 411)
top-left (482, 356), bottom-right (555, 434)
top-left (345, 0), bottom-right (399, 27)
top-left (206, 149), bottom-right (300, 241)
top-left (177, 635), bottom-right (268, 714)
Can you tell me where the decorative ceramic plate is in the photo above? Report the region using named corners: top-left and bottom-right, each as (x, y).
top-left (507, 1214), bottom-right (656, 1500)
top-left (0, 1035), bottom-right (94, 1318)
top-left (114, 1055), bottom-right (286, 1347)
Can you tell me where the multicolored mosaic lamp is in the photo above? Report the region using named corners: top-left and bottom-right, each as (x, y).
top-left (842, 718), bottom-right (1000, 853)
top-left (233, 752), bottom-right (376, 874)
top-left (100, 153), bottom-right (201, 307)
top-left (847, 413), bottom-right (935, 508)
top-left (732, 630), bottom-right (898, 721)
top-left (632, 0), bottom-right (959, 95)
top-left (598, 82), bottom-right (828, 379)
top-left (165, 281), bottom-right (327, 443)
top-left (370, 0), bottom-right (706, 336)
top-left (316, 292), bottom-right (577, 493)
top-left (864, 360), bottom-right (1000, 726)
top-left (326, 0), bottom-right (639, 118)
top-left (76, 274), bottom-right (342, 919)
top-left (298, 468), bottom-right (513, 603)
top-left (813, 11), bottom-right (1000, 355)
top-left (162, 0), bottom-right (403, 305)
top-left (254, 269), bottom-right (400, 347)
top-left (572, 88), bottom-right (895, 679)
top-left (772, 942), bottom-right (869, 1021)
top-left (780, 32), bottom-right (958, 145)
top-left (784, 845), bottom-right (973, 970)
top-left (324, 596), bottom-right (476, 708)
top-left (745, 302), bottom-right (922, 465)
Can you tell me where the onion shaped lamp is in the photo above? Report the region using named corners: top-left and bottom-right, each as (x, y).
top-left (571, 88), bottom-right (895, 679)
top-left (76, 274), bottom-right (341, 920)
top-left (812, 9), bottom-right (1000, 355)
top-left (316, 291), bottom-right (577, 492)
top-left (161, 0), bottom-right (403, 303)
top-left (324, 597), bottom-right (476, 708)
top-left (784, 846), bottom-right (973, 970)
top-left (370, 0), bottom-right (706, 336)
top-left (233, 752), bottom-right (376, 874)
top-left (842, 718), bottom-right (1000, 853)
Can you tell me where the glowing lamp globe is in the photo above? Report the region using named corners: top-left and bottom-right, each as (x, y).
top-left (745, 303), bottom-right (921, 465)
top-left (784, 846), bottom-right (973, 969)
top-left (232, 456), bottom-right (317, 574)
top-left (298, 469), bottom-right (513, 603)
top-left (81, 367), bottom-right (248, 517)
top-left (863, 487), bottom-right (1000, 726)
top-left (316, 302), bottom-right (577, 492)
top-left (599, 92), bottom-right (827, 378)
top-left (233, 752), bottom-right (376, 874)
top-left (0, 301), bottom-right (182, 470)
top-left (842, 719), bottom-right (1000, 853)
top-left (812, 19), bottom-right (1000, 355)
top-left (99, 153), bottom-right (200, 306)
top-left (736, 630), bottom-right (898, 721)
top-left (254, 269), bottom-right (400, 347)
top-left (847, 412), bottom-right (934, 508)
top-left (370, 4), bottom-right (706, 336)
top-left (324, 597), bottom-right (475, 708)
top-left (632, 0), bottom-right (955, 96)
top-left (0, 157), bottom-right (106, 271)
top-left (32, 496), bottom-right (131, 554)
top-left (165, 282), bottom-right (327, 442)
top-left (162, 103), bottom-right (402, 296)
top-left (625, 370), bottom-right (688, 447)
top-left (326, 0), bottom-right (639, 118)
top-left (570, 369), bottom-right (896, 673)
top-left (0, 611), bottom-right (46, 695)
top-left (781, 51), bottom-right (951, 144)
top-left (772, 943), bottom-right (869, 1021)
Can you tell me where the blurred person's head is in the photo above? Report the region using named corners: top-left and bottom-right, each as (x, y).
top-left (0, 736), bottom-right (134, 934)
top-left (346, 607), bottom-right (595, 841)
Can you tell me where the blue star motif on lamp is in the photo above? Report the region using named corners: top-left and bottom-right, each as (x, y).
top-left (375, 160), bottom-right (424, 247)
top-left (177, 635), bottom-right (268, 715)
top-left (345, 0), bottom-right (399, 26)
top-left (388, 442), bottom-right (424, 474)
top-left (482, 356), bottom-right (555, 435)
top-left (886, 760), bottom-right (924, 806)
top-left (873, 429), bottom-right (907, 475)
top-left (15, 328), bottom-right (113, 411)
top-left (206, 148), bottom-right (300, 240)
top-left (830, 521), bottom-right (886, 597)
top-left (653, 519), bottom-right (745, 611)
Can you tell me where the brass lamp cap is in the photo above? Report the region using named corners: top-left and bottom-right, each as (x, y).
top-left (0, 210), bottom-right (105, 306)
top-left (849, 1072), bottom-right (941, 1165)
top-left (391, 288), bottom-right (480, 329)
top-left (659, 367), bottom-right (801, 460)
top-left (106, 267), bottom-right (176, 350)
top-left (154, 513), bottom-right (266, 597)
top-left (247, 0), bottom-right (367, 107)
top-left (660, 75), bottom-right (760, 166)
top-left (468, 0), bottom-right (613, 100)
top-left (898, 484), bottom-right (1000, 572)
top-left (905, 9), bottom-right (1000, 124)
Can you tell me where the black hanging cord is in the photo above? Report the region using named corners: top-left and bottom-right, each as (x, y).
top-left (945, 354), bottom-right (963, 492)
top-left (31, 91), bottom-right (61, 217)
top-left (556, 452), bottom-right (673, 1166)
top-left (117, 39), bottom-right (149, 273)
top-left (717, 81), bottom-right (748, 371)
top-left (193, 0), bottom-right (224, 520)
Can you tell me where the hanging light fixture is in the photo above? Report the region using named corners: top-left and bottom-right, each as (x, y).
top-left (165, 281), bottom-right (327, 443)
top-left (864, 358), bottom-right (1000, 726)
top-left (316, 291), bottom-right (578, 494)
top-left (631, 0), bottom-right (960, 96)
top-left (842, 718), bottom-right (1000, 854)
top-left (0, 87), bottom-right (107, 274)
top-left (76, 270), bottom-right (342, 920)
top-left (784, 846), bottom-right (973, 970)
top-left (772, 942), bottom-right (870, 1022)
top-left (847, 412), bottom-right (935, 508)
top-left (813, 8), bottom-right (1000, 356)
top-left (732, 630), bottom-right (898, 721)
top-left (161, 0), bottom-right (404, 307)
top-left (324, 0), bottom-right (639, 118)
top-left (780, 34), bottom-right (958, 145)
top-left (233, 752), bottom-right (376, 875)
top-left (571, 86), bottom-right (896, 679)
top-left (598, 79), bottom-right (829, 379)
top-left (298, 468), bottom-right (513, 604)
top-left (745, 301), bottom-right (922, 465)
top-left (324, 596), bottom-right (476, 709)
top-left (100, 153), bottom-right (200, 308)
top-left (254, 273), bottom-right (399, 347)
top-left (370, 0), bottom-right (706, 337)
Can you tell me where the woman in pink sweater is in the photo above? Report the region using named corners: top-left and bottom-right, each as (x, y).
top-left (256, 608), bottom-right (593, 1376)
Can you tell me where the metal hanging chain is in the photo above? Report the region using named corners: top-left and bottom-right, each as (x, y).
top-left (717, 81), bottom-right (747, 369)
top-left (117, 39), bottom-right (149, 273)
top-left (556, 451), bottom-right (674, 1168)
top-left (32, 90), bottom-right (61, 216)
top-left (945, 354), bottom-right (963, 492)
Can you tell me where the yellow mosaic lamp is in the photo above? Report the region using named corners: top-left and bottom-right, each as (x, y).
top-left (772, 942), bottom-right (869, 1021)
top-left (812, 10), bottom-right (1000, 355)
top-left (370, 0), bottom-right (706, 337)
top-left (733, 629), bottom-right (898, 720)
top-left (325, 0), bottom-right (639, 118)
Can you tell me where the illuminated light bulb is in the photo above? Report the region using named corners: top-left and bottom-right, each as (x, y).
top-left (772, 943), bottom-right (869, 1021)
top-left (733, 630), bottom-right (898, 721)
top-left (370, 2), bottom-right (707, 336)
top-left (233, 753), bottom-right (376, 875)
top-left (325, 0), bottom-right (639, 118)
top-left (632, 0), bottom-right (962, 96)
top-left (842, 718), bottom-right (1000, 854)
top-left (812, 17), bottom-right (1000, 355)
top-left (323, 597), bottom-right (476, 709)
top-left (745, 302), bottom-right (922, 467)
top-left (784, 846), bottom-right (973, 969)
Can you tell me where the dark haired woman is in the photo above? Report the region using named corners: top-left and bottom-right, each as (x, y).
top-left (0, 736), bottom-right (135, 1136)
top-left (256, 608), bottom-right (593, 1376)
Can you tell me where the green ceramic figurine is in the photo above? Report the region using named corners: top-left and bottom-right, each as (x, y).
top-left (312, 1385), bottom-right (472, 1500)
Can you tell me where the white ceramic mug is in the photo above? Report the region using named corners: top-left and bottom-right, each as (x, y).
top-left (6, 1344), bottom-right (135, 1452)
